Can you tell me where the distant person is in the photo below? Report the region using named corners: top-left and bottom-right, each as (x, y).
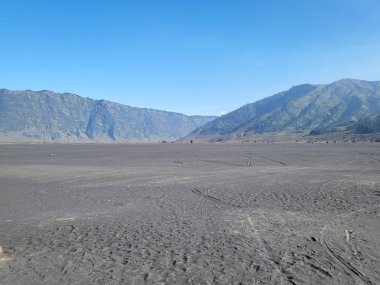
top-left (190, 140), bottom-right (193, 144)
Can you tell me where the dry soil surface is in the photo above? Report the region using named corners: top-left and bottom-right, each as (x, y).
top-left (0, 143), bottom-right (379, 284)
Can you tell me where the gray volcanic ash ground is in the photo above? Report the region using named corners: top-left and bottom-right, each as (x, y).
top-left (0, 143), bottom-right (379, 284)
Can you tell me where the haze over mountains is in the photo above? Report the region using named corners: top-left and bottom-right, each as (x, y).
top-left (184, 79), bottom-right (380, 142)
top-left (0, 89), bottom-right (216, 142)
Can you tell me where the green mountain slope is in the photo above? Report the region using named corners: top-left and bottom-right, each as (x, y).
top-left (309, 115), bottom-right (380, 136)
top-left (0, 89), bottom-right (216, 142)
top-left (183, 79), bottom-right (380, 142)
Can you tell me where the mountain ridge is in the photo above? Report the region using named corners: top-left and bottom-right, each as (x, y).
top-left (0, 89), bottom-right (216, 142)
top-left (182, 79), bottom-right (380, 142)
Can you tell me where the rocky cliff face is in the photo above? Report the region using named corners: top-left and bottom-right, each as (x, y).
top-left (0, 89), bottom-right (216, 142)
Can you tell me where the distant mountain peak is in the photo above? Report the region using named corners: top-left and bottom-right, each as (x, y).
top-left (182, 79), bottom-right (380, 142)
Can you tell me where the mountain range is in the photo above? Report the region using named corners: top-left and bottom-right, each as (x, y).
top-left (1, 79), bottom-right (379, 143)
top-left (0, 89), bottom-right (216, 142)
top-left (183, 79), bottom-right (380, 142)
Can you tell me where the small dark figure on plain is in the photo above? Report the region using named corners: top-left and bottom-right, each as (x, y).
top-left (190, 140), bottom-right (193, 144)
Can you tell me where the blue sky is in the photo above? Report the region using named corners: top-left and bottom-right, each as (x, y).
top-left (1, 0), bottom-right (379, 116)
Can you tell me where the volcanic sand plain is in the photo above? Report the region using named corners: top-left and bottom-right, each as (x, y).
top-left (0, 143), bottom-right (379, 284)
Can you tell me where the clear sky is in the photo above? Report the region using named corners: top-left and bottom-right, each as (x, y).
top-left (1, 0), bottom-right (380, 116)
